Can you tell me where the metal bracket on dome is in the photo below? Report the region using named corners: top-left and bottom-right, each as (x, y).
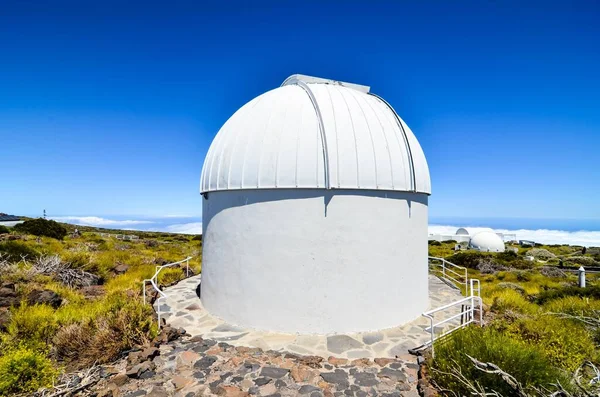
top-left (368, 93), bottom-right (417, 192)
top-left (283, 77), bottom-right (332, 189)
top-left (282, 74), bottom-right (370, 94)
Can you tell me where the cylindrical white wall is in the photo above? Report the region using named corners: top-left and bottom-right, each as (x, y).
top-left (201, 189), bottom-right (429, 334)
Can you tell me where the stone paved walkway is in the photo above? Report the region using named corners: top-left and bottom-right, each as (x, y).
top-left (155, 276), bottom-right (463, 360)
top-left (100, 334), bottom-right (423, 397)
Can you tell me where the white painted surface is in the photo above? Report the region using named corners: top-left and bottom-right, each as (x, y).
top-left (469, 231), bottom-right (506, 252)
top-left (200, 76), bottom-right (431, 195)
top-left (201, 189), bottom-right (429, 334)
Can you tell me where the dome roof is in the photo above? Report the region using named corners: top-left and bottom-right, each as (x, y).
top-left (200, 74), bottom-right (431, 194)
top-left (455, 228), bottom-right (470, 236)
top-left (469, 231), bottom-right (505, 253)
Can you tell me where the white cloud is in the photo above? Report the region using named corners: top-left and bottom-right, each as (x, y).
top-left (51, 216), bottom-right (154, 227)
top-left (164, 222), bottom-right (202, 235)
top-left (429, 224), bottom-right (600, 247)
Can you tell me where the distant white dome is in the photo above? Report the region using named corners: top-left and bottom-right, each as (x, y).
top-left (469, 231), bottom-right (505, 253)
top-left (201, 74), bottom-right (431, 194)
top-left (456, 228), bottom-right (470, 236)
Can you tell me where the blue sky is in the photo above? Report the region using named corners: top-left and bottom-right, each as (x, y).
top-left (1, 1), bottom-right (599, 222)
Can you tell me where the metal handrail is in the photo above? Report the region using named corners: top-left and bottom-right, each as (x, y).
top-left (143, 256), bottom-right (192, 329)
top-left (422, 278), bottom-right (483, 357)
top-left (428, 256), bottom-right (468, 294)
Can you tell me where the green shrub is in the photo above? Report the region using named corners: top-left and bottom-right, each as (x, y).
top-left (157, 267), bottom-right (184, 286)
top-left (534, 285), bottom-right (600, 305)
top-left (428, 240), bottom-right (441, 246)
top-left (489, 289), bottom-right (538, 314)
top-left (430, 326), bottom-right (567, 395)
top-left (506, 316), bottom-right (594, 371)
top-left (14, 219), bottom-right (67, 240)
top-left (0, 226), bottom-right (9, 234)
top-left (446, 251), bottom-right (492, 269)
top-left (0, 346), bottom-right (57, 395)
top-left (564, 256), bottom-right (597, 266)
top-left (192, 234), bottom-right (202, 241)
top-left (0, 241), bottom-right (39, 262)
top-left (496, 282), bottom-right (526, 295)
top-left (7, 304), bottom-right (58, 348)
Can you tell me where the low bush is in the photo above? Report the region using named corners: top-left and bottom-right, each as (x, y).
top-left (446, 251), bottom-right (493, 269)
top-left (505, 316), bottom-right (594, 371)
top-left (0, 226), bottom-right (9, 234)
top-left (564, 256), bottom-right (597, 266)
top-left (525, 248), bottom-right (556, 260)
top-left (428, 240), bottom-right (441, 246)
top-left (496, 282), bottom-right (526, 295)
top-left (488, 289), bottom-right (538, 314)
top-left (0, 241), bottom-right (39, 262)
top-left (430, 326), bottom-right (567, 395)
top-left (0, 345), bottom-right (58, 395)
top-left (14, 219), bottom-right (67, 240)
top-left (7, 304), bottom-right (58, 349)
top-left (534, 285), bottom-right (600, 305)
top-left (157, 267), bottom-right (184, 286)
top-left (192, 234), bottom-right (202, 241)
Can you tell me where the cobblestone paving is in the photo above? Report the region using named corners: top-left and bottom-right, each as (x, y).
top-left (104, 335), bottom-right (423, 397)
top-left (156, 276), bottom-right (463, 360)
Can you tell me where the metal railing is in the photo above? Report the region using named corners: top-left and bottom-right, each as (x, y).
top-left (428, 256), bottom-right (468, 295)
top-left (143, 256), bottom-right (192, 328)
top-left (422, 279), bottom-right (483, 357)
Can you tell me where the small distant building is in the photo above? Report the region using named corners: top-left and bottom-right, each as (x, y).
top-left (0, 214), bottom-right (23, 227)
top-left (469, 231), bottom-right (506, 252)
top-left (519, 240), bottom-right (536, 247)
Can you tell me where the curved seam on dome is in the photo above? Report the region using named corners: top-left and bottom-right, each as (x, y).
top-left (225, 96), bottom-right (264, 190)
top-left (347, 89), bottom-right (379, 189)
top-left (256, 99), bottom-right (278, 188)
top-left (273, 93), bottom-right (291, 188)
top-left (361, 95), bottom-right (395, 189)
top-left (289, 80), bottom-right (331, 189)
top-left (336, 86), bottom-right (360, 188)
top-left (325, 86), bottom-right (340, 188)
top-left (368, 93), bottom-right (416, 192)
top-left (238, 96), bottom-right (266, 189)
top-left (294, 98), bottom-right (304, 187)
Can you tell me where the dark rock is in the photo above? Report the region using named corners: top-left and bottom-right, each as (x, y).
top-left (249, 386), bottom-right (259, 395)
top-left (193, 371), bottom-right (205, 379)
top-left (0, 309), bottom-right (10, 331)
top-left (231, 376), bottom-right (244, 383)
top-left (299, 385), bottom-right (321, 394)
top-left (354, 371), bottom-right (379, 387)
top-left (125, 391), bottom-right (147, 397)
top-left (27, 289), bottom-right (62, 308)
top-left (194, 355), bottom-right (217, 370)
top-left (356, 392), bottom-right (367, 397)
top-left (298, 355), bottom-right (324, 369)
top-left (377, 368), bottom-right (406, 382)
top-left (140, 346), bottom-right (160, 361)
top-left (0, 286), bottom-right (18, 308)
top-left (112, 373), bottom-right (129, 386)
top-left (389, 362), bottom-right (403, 370)
top-left (81, 285), bottom-right (105, 299)
top-left (114, 263), bottom-right (129, 274)
top-left (274, 379), bottom-right (286, 388)
top-left (320, 369), bottom-right (349, 388)
top-left (126, 361), bottom-right (155, 378)
top-left (260, 367), bottom-right (289, 379)
top-left (254, 377), bottom-right (271, 386)
top-left (220, 371), bottom-right (233, 380)
top-left (139, 370), bottom-right (155, 379)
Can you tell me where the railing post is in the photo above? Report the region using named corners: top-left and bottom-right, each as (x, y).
top-left (479, 297), bottom-right (483, 325)
top-left (186, 258), bottom-right (189, 277)
top-left (429, 316), bottom-right (435, 358)
top-left (142, 280), bottom-right (146, 304)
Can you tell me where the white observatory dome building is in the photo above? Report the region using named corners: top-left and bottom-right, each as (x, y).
top-left (469, 230), bottom-right (506, 253)
top-left (200, 74), bottom-right (431, 334)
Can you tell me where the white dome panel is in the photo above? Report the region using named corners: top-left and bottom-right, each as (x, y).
top-left (200, 75), bottom-right (431, 194)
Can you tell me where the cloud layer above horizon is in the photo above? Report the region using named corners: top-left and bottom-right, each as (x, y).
top-left (50, 216), bottom-right (600, 246)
